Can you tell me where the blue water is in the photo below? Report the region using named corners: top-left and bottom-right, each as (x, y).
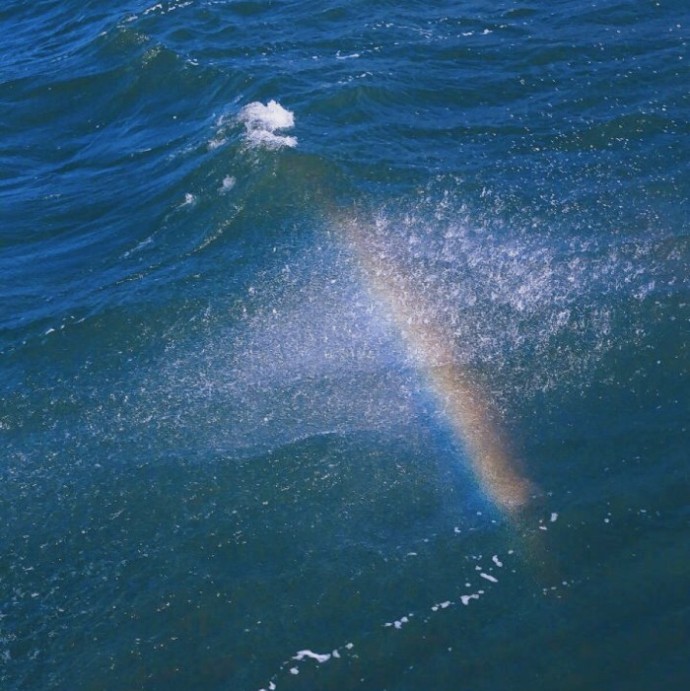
top-left (2, 1), bottom-right (689, 689)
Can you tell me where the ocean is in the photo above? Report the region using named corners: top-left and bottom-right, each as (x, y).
top-left (1, 1), bottom-right (689, 689)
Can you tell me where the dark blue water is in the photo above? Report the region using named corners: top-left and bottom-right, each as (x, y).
top-left (2, 1), bottom-right (689, 689)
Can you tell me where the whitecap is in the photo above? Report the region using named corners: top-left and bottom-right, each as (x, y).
top-left (239, 100), bottom-right (297, 150)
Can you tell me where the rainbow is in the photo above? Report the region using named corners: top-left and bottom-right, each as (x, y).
top-left (339, 214), bottom-right (536, 519)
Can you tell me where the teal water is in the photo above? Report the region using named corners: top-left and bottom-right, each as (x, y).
top-left (1, 1), bottom-right (689, 689)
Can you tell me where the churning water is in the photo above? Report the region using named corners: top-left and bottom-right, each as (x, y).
top-left (1, 1), bottom-right (689, 689)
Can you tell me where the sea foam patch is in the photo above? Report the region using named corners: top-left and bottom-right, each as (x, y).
top-left (239, 100), bottom-right (297, 149)
top-left (254, 547), bottom-right (532, 691)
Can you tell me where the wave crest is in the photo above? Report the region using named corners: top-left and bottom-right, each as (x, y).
top-left (238, 99), bottom-right (297, 149)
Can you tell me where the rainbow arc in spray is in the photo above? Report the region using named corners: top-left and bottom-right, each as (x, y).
top-left (340, 215), bottom-right (536, 518)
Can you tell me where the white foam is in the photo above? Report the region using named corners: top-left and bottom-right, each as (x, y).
top-left (220, 175), bottom-right (236, 192)
top-left (239, 100), bottom-right (297, 150)
top-left (240, 100), bottom-right (294, 130)
top-left (142, 0), bottom-right (192, 17)
top-left (385, 615), bottom-right (411, 630)
top-left (432, 600), bottom-right (451, 609)
top-left (245, 128), bottom-right (298, 150)
top-left (293, 649), bottom-right (331, 663)
top-left (143, 2), bottom-right (163, 15)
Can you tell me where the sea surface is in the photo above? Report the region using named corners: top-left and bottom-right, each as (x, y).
top-left (1, 1), bottom-right (689, 689)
